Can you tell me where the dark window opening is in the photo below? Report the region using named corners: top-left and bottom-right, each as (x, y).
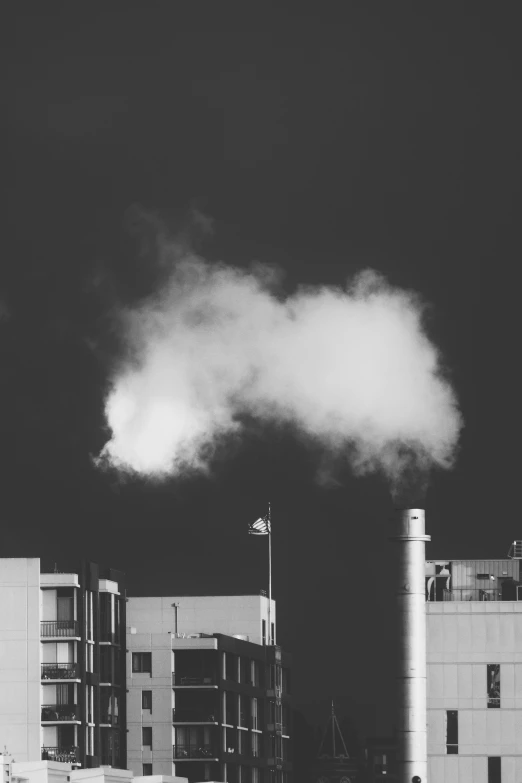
top-left (132, 652), bottom-right (152, 674)
top-left (225, 652), bottom-right (237, 682)
top-left (142, 690), bottom-right (152, 710)
top-left (262, 619), bottom-right (266, 645)
top-left (487, 664), bottom-right (500, 708)
top-left (142, 764), bottom-right (152, 776)
top-left (488, 756), bottom-right (501, 783)
top-left (477, 574), bottom-right (491, 580)
top-left (142, 726), bottom-right (152, 748)
top-left (446, 710), bottom-right (458, 754)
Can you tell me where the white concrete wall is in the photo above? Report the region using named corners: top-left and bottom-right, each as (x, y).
top-left (70, 768), bottom-right (131, 783)
top-left (12, 761), bottom-right (71, 783)
top-left (427, 601), bottom-right (522, 782)
top-left (134, 776), bottom-right (188, 783)
top-left (0, 558), bottom-right (41, 761)
top-left (126, 633), bottom-right (175, 777)
top-left (127, 595), bottom-right (274, 646)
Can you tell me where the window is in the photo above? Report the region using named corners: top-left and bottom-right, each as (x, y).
top-left (224, 691), bottom-right (234, 725)
top-left (251, 769), bottom-right (259, 783)
top-left (488, 757), bottom-right (501, 783)
top-left (225, 726), bottom-right (235, 754)
top-left (142, 765), bottom-right (152, 777)
top-left (132, 652), bottom-right (152, 674)
top-left (487, 664), bottom-right (500, 708)
top-left (271, 622), bottom-right (275, 644)
top-left (282, 667), bottom-right (290, 695)
top-left (225, 652), bottom-right (236, 681)
top-left (251, 697), bottom-right (258, 730)
top-left (477, 573), bottom-right (491, 579)
top-left (251, 732), bottom-right (260, 758)
top-left (282, 704), bottom-right (289, 734)
top-left (446, 710), bottom-right (458, 754)
top-left (142, 726), bottom-right (152, 748)
top-left (238, 694), bottom-right (246, 727)
top-left (239, 656), bottom-right (249, 684)
top-left (142, 690), bottom-right (152, 710)
top-left (262, 619), bottom-right (267, 645)
top-left (251, 659), bottom-right (260, 687)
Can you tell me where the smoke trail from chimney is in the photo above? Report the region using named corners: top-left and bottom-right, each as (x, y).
top-left (95, 252), bottom-right (462, 489)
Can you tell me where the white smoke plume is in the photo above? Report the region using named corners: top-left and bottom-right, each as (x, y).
top-left (96, 255), bottom-right (462, 487)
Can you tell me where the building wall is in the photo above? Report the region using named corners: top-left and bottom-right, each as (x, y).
top-left (127, 632), bottom-right (179, 777)
top-left (11, 761), bottom-right (72, 783)
top-left (427, 600), bottom-right (522, 783)
top-left (0, 558), bottom-right (41, 760)
top-left (127, 596), bottom-right (274, 646)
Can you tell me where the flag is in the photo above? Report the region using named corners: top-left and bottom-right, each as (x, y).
top-left (248, 515), bottom-right (271, 535)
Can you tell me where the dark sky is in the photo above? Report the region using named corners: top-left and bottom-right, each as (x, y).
top-left (3, 5), bottom-right (520, 737)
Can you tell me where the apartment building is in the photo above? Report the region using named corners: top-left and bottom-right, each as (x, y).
top-left (0, 558), bottom-right (127, 769)
top-left (425, 542), bottom-right (522, 783)
top-left (126, 595), bottom-right (292, 783)
top-left (1, 752), bottom-right (188, 783)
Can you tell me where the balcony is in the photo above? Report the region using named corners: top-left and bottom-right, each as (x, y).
top-left (172, 708), bottom-right (217, 723)
top-left (442, 588), bottom-right (505, 602)
top-left (41, 620), bottom-right (80, 638)
top-left (100, 713), bottom-right (120, 726)
top-left (42, 747), bottom-right (79, 764)
top-left (41, 662), bottom-right (80, 680)
top-left (99, 628), bottom-right (121, 645)
top-left (173, 744), bottom-right (218, 760)
top-left (443, 586), bottom-right (522, 601)
top-left (172, 673), bottom-right (217, 687)
top-left (41, 704), bottom-right (79, 722)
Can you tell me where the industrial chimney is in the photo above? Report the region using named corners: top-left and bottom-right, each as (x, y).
top-left (390, 508), bottom-right (431, 783)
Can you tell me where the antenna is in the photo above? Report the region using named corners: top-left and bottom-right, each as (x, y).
top-left (317, 701), bottom-right (350, 759)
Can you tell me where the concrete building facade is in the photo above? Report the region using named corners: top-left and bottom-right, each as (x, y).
top-left (126, 595), bottom-right (292, 783)
top-left (0, 558), bottom-right (41, 761)
top-left (426, 551), bottom-right (522, 783)
top-left (0, 558), bottom-right (127, 769)
top-left (1, 752), bottom-right (188, 783)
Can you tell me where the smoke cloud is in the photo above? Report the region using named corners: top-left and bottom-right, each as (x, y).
top-left (96, 255), bottom-right (462, 488)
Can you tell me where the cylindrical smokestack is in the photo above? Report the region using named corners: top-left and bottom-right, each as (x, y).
top-left (390, 508), bottom-right (431, 783)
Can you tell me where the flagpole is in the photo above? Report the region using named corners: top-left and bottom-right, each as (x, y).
top-left (268, 500), bottom-right (272, 645)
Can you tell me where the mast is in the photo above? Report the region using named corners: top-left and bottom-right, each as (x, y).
top-left (332, 700), bottom-right (336, 757)
top-left (268, 501), bottom-right (272, 644)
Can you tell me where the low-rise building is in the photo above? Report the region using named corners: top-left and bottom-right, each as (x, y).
top-left (1, 752), bottom-right (187, 783)
top-left (127, 595), bottom-right (292, 783)
top-left (426, 542), bottom-right (522, 782)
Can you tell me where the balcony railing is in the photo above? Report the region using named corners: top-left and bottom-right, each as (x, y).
top-left (41, 662), bottom-right (79, 680)
top-left (41, 620), bottom-right (79, 637)
top-left (173, 744), bottom-right (217, 759)
top-left (42, 747), bottom-right (79, 763)
top-left (100, 630), bottom-right (121, 644)
top-left (100, 713), bottom-right (120, 726)
top-left (443, 588), bottom-right (503, 602)
top-left (172, 673), bottom-right (216, 686)
top-left (172, 708), bottom-right (217, 723)
top-left (41, 704), bottom-right (79, 721)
